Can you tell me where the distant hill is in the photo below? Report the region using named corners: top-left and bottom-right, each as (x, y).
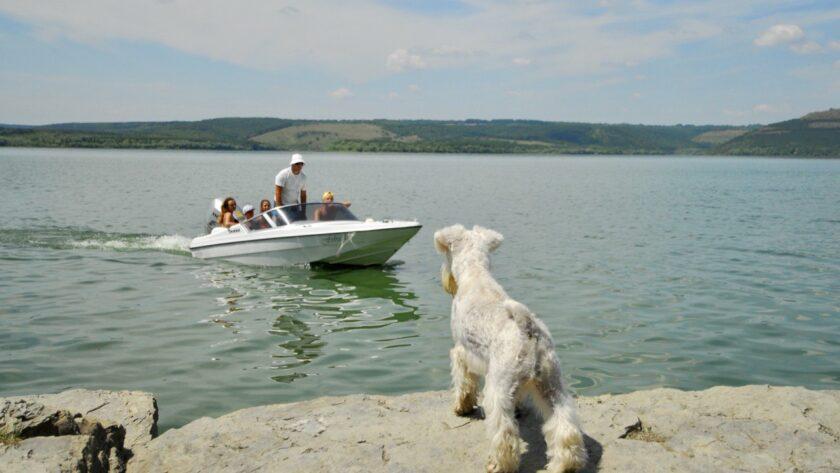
top-left (714, 108), bottom-right (840, 157)
top-left (0, 118), bottom-right (295, 150)
top-left (0, 118), bottom-right (752, 155)
top-left (251, 123), bottom-right (395, 149)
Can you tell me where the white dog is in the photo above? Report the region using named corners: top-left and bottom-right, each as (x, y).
top-left (435, 224), bottom-right (587, 473)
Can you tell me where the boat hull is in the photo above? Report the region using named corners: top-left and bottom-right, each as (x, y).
top-left (190, 223), bottom-right (420, 267)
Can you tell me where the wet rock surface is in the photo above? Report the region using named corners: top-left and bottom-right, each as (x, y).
top-left (128, 385), bottom-right (838, 473)
top-left (0, 390), bottom-right (158, 473)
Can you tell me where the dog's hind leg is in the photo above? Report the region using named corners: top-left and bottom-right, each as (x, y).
top-left (530, 359), bottom-right (587, 473)
top-left (483, 368), bottom-right (522, 473)
top-left (450, 345), bottom-right (479, 416)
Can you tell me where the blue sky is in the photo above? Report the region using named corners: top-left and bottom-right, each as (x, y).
top-left (0, 0), bottom-right (837, 125)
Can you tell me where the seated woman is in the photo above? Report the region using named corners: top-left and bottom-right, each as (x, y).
top-left (259, 199), bottom-right (271, 214)
top-left (314, 191), bottom-right (351, 221)
top-left (218, 197), bottom-right (240, 228)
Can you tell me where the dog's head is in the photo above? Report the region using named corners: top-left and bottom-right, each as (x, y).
top-left (434, 224), bottom-right (504, 295)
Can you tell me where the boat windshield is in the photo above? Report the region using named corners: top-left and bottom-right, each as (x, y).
top-left (241, 215), bottom-right (272, 232)
top-left (279, 203), bottom-right (359, 224)
top-left (237, 210), bottom-right (287, 232)
top-left (264, 209), bottom-right (286, 227)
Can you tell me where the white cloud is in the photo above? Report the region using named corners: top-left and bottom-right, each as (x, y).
top-left (828, 41), bottom-right (840, 51)
top-left (512, 57), bottom-right (532, 66)
top-left (0, 0), bottom-right (729, 80)
top-left (754, 24), bottom-right (804, 47)
top-left (631, 92), bottom-right (642, 99)
top-left (388, 91), bottom-right (398, 99)
top-left (407, 84), bottom-right (420, 93)
top-left (329, 87), bottom-right (353, 99)
top-left (753, 103), bottom-right (775, 113)
top-left (723, 109), bottom-right (749, 118)
top-left (790, 41), bottom-right (821, 54)
top-left (386, 48), bottom-right (427, 72)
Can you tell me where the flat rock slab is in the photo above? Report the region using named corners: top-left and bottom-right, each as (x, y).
top-left (1, 389), bottom-right (159, 473)
top-left (0, 435), bottom-right (91, 473)
top-left (1, 389), bottom-right (158, 451)
top-left (129, 385), bottom-right (839, 473)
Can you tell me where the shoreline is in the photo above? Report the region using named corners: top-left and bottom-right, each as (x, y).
top-left (2, 145), bottom-right (838, 159)
top-left (2, 385), bottom-right (838, 472)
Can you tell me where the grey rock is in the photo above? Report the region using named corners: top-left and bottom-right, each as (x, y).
top-left (129, 385), bottom-right (839, 473)
top-left (7, 389), bottom-right (158, 451)
top-left (0, 389), bottom-right (158, 473)
top-left (0, 435), bottom-right (90, 473)
top-left (0, 422), bottom-right (124, 473)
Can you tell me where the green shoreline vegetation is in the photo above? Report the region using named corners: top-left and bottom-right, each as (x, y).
top-left (1, 108), bottom-right (837, 156)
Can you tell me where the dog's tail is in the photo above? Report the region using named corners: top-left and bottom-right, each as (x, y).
top-left (504, 299), bottom-right (537, 337)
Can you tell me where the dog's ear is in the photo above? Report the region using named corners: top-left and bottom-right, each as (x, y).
top-left (473, 225), bottom-right (504, 252)
top-left (434, 224), bottom-right (466, 253)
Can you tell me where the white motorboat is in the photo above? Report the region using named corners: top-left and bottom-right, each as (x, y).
top-left (189, 200), bottom-right (421, 266)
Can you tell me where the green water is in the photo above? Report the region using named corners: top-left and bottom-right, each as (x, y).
top-left (1, 148), bottom-right (838, 431)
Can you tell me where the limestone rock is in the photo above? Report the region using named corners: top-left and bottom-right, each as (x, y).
top-left (1, 435), bottom-right (91, 473)
top-left (0, 389), bottom-right (158, 473)
top-left (129, 385), bottom-right (839, 473)
top-left (14, 389), bottom-right (158, 451)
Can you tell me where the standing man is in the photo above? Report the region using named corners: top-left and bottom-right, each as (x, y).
top-left (274, 153), bottom-right (307, 207)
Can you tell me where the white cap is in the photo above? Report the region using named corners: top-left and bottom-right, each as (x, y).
top-left (290, 153), bottom-right (305, 165)
top-left (242, 204), bottom-right (254, 213)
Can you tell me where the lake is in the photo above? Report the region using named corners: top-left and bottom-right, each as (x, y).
top-left (1, 148), bottom-right (838, 431)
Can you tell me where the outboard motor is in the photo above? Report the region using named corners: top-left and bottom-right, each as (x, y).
top-left (206, 198), bottom-right (224, 234)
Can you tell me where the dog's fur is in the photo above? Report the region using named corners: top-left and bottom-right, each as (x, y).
top-left (435, 224), bottom-right (587, 473)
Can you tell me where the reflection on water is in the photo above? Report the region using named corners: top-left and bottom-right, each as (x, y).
top-left (195, 263), bottom-right (420, 386)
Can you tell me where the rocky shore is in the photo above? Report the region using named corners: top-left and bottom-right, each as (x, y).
top-left (2, 385), bottom-right (837, 472)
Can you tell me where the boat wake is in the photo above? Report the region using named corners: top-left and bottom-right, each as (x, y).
top-left (0, 227), bottom-right (191, 255)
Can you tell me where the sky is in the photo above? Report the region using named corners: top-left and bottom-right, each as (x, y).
top-left (0, 0), bottom-right (838, 126)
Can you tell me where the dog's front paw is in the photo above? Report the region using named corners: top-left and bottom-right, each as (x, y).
top-left (453, 391), bottom-right (477, 416)
top-left (453, 403), bottom-right (475, 416)
top-left (485, 459), bottom-right (516, 473)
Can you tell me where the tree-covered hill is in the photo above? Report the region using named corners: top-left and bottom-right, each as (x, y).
top-left (713, 109), bottom-right (840, 157)
top-left (0, 117), bottom-right (754, 154)
top-left (0, 118), bottom-right (296, 150)
top-left (12, 111), bottom-right (839, 157)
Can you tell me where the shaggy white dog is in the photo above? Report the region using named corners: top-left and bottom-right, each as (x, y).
top-left (435, 224), bottom-right (587, 473)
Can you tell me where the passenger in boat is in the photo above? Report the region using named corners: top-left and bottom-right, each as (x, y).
top-left (314, 191), bottom-right (351, 221)
top-left (218, 197), bottom-right (239, 228)
top-left (274, 154), bottom-right (307, 207)
top-left (242, 204), bottom-right (255, 221)
top-left (259, 199), bottom-right (271, 213)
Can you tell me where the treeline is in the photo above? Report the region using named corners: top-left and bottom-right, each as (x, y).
top-left (715, 110), bottom-right (840, 157)
top-left (1, 112), bottom-right (837, 156)
top-left (327, 139), bottom-right (684, 155)
top-left (0, 129), bottom-right (261, 150)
